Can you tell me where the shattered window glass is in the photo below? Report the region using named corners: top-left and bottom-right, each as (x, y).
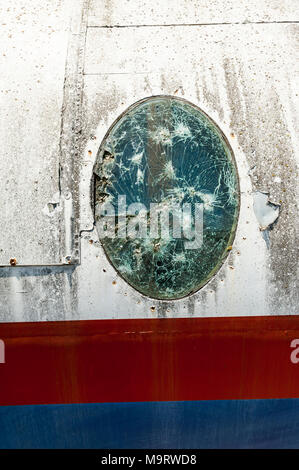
top-left (94, 97), bottom-right (239, 300)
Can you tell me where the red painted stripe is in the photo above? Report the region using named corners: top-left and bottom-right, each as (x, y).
top-left (0, 316), bottom-right (298, 406)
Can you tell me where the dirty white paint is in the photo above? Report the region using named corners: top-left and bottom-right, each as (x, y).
top-left (88, 0), bottom-right (297, 26)
top-left (0, 0), bottom-right (74, 265)
top-left (0, 1), bottom-right (298, 321)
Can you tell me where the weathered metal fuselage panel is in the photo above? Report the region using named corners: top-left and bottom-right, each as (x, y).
top-left (0, 0), bottom-right (298, 320)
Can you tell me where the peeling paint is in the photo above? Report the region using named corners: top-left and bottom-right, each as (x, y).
top-left (253, 191), bottom-right (281, 248)
top-left (253, 191), bottom-right (280, 231)
top-left (42, 192), bottom-right (62, 217)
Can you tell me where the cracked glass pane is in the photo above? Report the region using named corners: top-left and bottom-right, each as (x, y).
top-left (94, 96), bottom-right (239, 300)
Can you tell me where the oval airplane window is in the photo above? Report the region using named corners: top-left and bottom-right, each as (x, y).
top-left (94, 96), bottom-right (239, 300)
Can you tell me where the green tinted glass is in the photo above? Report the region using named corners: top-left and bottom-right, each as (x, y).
top-left (95, 97), bottom-right (239, 299)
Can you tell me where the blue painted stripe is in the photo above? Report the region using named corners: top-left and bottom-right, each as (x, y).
top-left (0, 399), bottom-right (299, 449)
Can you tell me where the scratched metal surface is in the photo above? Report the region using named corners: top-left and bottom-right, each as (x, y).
top-left (0, 1), bottom-right (72, 266)
top-left (88, 0), bottom-right (297, 26)
top-left (0, 1), bottom-right (298, 320)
